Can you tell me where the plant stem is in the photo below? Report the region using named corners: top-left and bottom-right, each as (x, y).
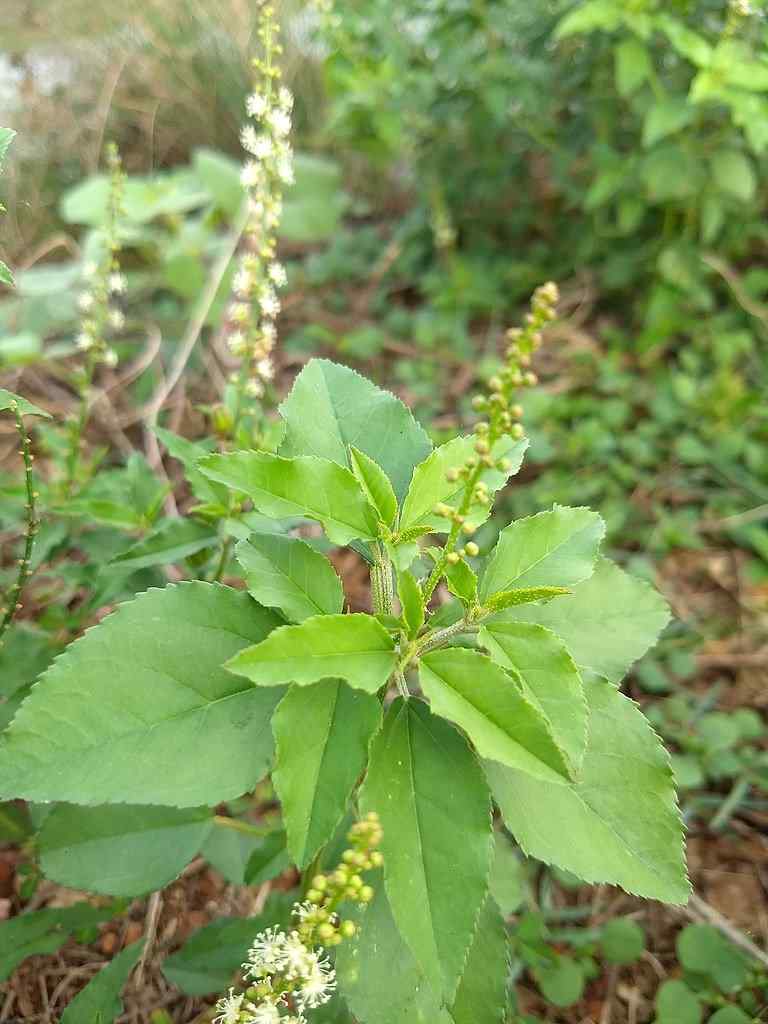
top-left (710, 775), bottom-right (751, 832)
top-left (213, 814), bottom-right (270, 838)
top-left (422, 463), bottom-right (483, 604)
top-left (64, 349), bottom-right (97, 496)
top-left (0, 406), bottom-right (38, 645)
top-left (416, 618), bottom-right (480, 657)
top-left (371, 543), bottom-right (410, 698)
top-left (211, 535), bottom-right (233, 583)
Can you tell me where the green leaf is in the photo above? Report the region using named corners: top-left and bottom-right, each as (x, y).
top-left (642, 99), bottom-right (694, 148)
top-left (236, 533), bottom-right (344, 623)
top-left (0, 388), bottom-right (51, 418)
top-left (535, 956), bottom-right (584, 1007)
top-left (0, 802), bottom-right (32, 842)
top-left (601, 918), bottom-right (646, 964)
top-left (444, 558), bottom-right (478, 608)
top-left (226, 613), bottom-right (397, 693)
top-left (0, 583), bottom-right (284, 806)
top-left (420, 648), bottom-right (571, 781)
top-left (0, 903), bottom-right (120, 980)
top-left (615, 38), bottom-right (651, 97)
top-left (162, 895), bottom-right (293, 995)
top-left (361, 699), bottom-right (492, 1001)
top-left (199, 451), bottom-right (378, 545)
top-left (279, 359), bottom-right (432, 503)
top-left (483, 586), bottom-right (570, 612)
top-left (480, 621), bottom-right (587, 775)
top-left (244, 829), bottom-right (291, 885)
top-left (0, 261), bottom-right (13, 287)
top-left (108, 518), bottom-right (218, 571)
top-left (192, 147), bottom-right (242, 217)
top-left (711, 149), bottom-right (756, 202)
top-left (655, 980), bottom-right (701, 1024)
top-left (0, 127), bottom-right (15, 166)
top-left (349, 445), bottom-right (398, 527)
top-left (555, 0), bottom-right (622, 38)
top-left (657, 15), bottom-right (713, 67)
top-left (201, 824), bottom-right (264, 884)
top-left (708, 1009), bottom-right (751, 1024)
top-left (485, 675), bottom-right (689, 904)
top-left (154, 426), bottom-right (226, 506)
top-left (449, 897), bottom-right (509, 1024)
top-left (273, 680), bottom-right (381, 866)
top-left (282, 153), bottom-right (347, 243)
top-left (489, 833), bottom-right (524, 916)
top-left (397, 569), bottom-right (425, 638)
top-left (676, 924), bottom-right (747, 991)
top-left (399, 435), bottom-right (527, 534)
top-left (480, 506), bottom-right (604, 601)
top-left (38, 804), bottom-right (213, 896)
top-left (499, 557), bottom-right (671, 683)
top-left (60, 938), bottom-right (144, 1024)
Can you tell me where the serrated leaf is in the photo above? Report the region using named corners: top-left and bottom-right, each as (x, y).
top-left (0, 903), bottom-right (121, 980)
top-left (349, 445), bottom-right (397, 527)
top-left (154, 426), bottom-right (226, 506)
top-left (485, 675), bottom-right (689, 903)
top-left (498, 557), bottom-right (671, 683)
top-left (449, 896), bottom-right (509, 1024)
top-left (38, 804), bottom-right (213, 896)
top-left (162, 895), bottom-right (294, 995)
top-left (236, 533), bottom-right (344, 623)
top-left (273, 680), bottom-right (381, 866)
top-left (483, 586), bottom-right (569, 612)
top-left (226, 613), bottom-right (397, 693)
top-left (0, 388), bottom-right (51, 418)
top-left (199, 451), bottom-right (378, 545)
top-left (361, 699), bottom-right (493, 1001)
top-left (108, 518), bottom-right (218, 571)
top-left (480, 506), bottom-right (604, 601)
top-left (444, 558), bottom-right (478, 607)
top-left (279, 359), bottom-right (432, 502)
top-left (480, 621), bottom-right (587, 774)
top-left (397, 569), bottom-right (425, 638)
top-left (0, 261), bottom-right (13, 287)
top-left (400, 435), bottom-right (527, 534)
top-left (420, 648), bottom-right (571, 782)
top-left (0, 583), bottom-right (284, 806)
top-left (60, 938), bottom-right (144, 1024)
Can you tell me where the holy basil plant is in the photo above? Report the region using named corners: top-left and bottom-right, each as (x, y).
top-left (0, 366), bottom-right (688, 1020)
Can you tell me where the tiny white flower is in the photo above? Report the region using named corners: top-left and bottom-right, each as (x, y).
top-left (282, 931), bottom-right (313, 980)
top-left (234, 267), bottom-right (254, 296)
top-left (229, 302), bottom-right (251, 325)
top-left (259, 287), bottom-right (280, 318)
top-left (108, 272), bottom-right (127, 294)
top-left (269, 108), bottom-right (292, 138)
top-left (108, 308), bottom-right (125, 331)
top-left (213, 988), bottom-right (245, 1024)
top-left (262, 321), bottom-right (277, 344)
top-left (278, 86), bottom-right (294, 111)
top-left (241, 124), bottom-right (261, 156)
top-left (77, 292), bottom-right (95, 312)
top-left (76, 331), bottom-right (94, 351)
top-left (268, 262), bottom-right (287, 287)
top-left (293, 900), bottom-right (315, 923)
top-left (256, 357), bottom-right (274, 381)
top-left (102, 348), bottom-right (118, 368)
top-left (241, 161), bottom-right (261, 188)
top-left (253, 135), bottom-right (273, 160)
top-left (277, 156), bottom-right (294, 185)
top-left (246, 92), bottom-right (268, 118)
top-left (245, 378), bottom-right (264, 398)
top-left (298, 954), bottom-right (336, 1009)
top-left (83, 260), bottom-right (99, 278)
top-left (245, 927), bottom-right (289, 977)
top-left (228, 330), bottom-right (247, 355)
top-left (248, 1002), bottom-right (281, 1024)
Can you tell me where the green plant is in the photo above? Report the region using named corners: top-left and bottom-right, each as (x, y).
top-left (0, 283), bottom-right (688, 1019)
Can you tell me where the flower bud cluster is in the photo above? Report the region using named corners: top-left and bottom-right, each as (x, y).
top-left (227, 2), bottom-right (293, 411)
top-left (212, 814), bottom-right (382, 1024)
top-left (74, 144), bottom-right (126, 369)
top-left (423, 283), bottom-right (559, 600)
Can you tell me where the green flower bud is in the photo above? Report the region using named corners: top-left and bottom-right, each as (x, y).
top-left (359, 886), bottom-right (374, 903)
top-left (465, 541), bottom-right (480, 557)
top-left (446, 552), bottom-right (460, 565)
top-left (340, 920), bottom-right (357, 938)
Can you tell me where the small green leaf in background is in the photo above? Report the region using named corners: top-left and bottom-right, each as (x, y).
top-left (236, 533), bottom-right (344, 623)
top-left (0, 583), bottom-right (283, 807)
top-left (0, 388), bottom-right (51, 418)
top-left (480, 505), bottom-right (605, 600)
top-left (676, 924), bottom-right (748, 992)
top-left (642, 99), bottom-right (694, 148)
top-left (711, 149), bottom-right (756, 203)
top-left (708, 1008), bottom-right (752, 1024)
top-left (199, 451), bottom-right (378, 545)
top-left (489, 832), bottom-right (525, 916)
top-left (107, 518), bottom-right (218, 571)
top-left (654, 979), bottom-right (701, 1024)
top-left (486, 675), bottom-right (690, 904)
top-left (0, 904), bottom-right (121, 980)
top-left (349, 445), bottom-right (398, 527)
top-left (615, 38), bottom-right (652, 97)
top-left (244, 830), bottom-right (292, 886)
top-left (273, 679), bottom-right (381, 866)
top-left (420, 648), bottom-right (572, 781)
top-left (60, 938), bottom-right (145, 1024)
top-left (361, 699), bottom-right (493, 1003)
top-left (535, 955), bottom-right (584, 1008)
top-left (201, 824), bottom-right (264, 885)
top-left (601, 917), bottom-right (646, 964)
top-left (279, 359), bottom-right (432, 503)
top-left (397, 569), bottom-right (425, 638)
top-left (504, 557), bottom-right (671, 683)
top-left (38, 804), bottom-right (213, 896)
top-left (226, 613), bottom-right (397, 693)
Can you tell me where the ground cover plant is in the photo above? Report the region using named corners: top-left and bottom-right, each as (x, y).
top-left (1, 1), bottom-right (767, 1022)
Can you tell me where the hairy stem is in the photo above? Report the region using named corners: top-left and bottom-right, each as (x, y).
top-left (0, 406), bottom-right (38, 645)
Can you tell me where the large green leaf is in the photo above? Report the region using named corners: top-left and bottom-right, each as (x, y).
top-left (273, 680), bottom-right (381, 866)
top-left (480, 621), bottom-right (587, 774)
top-left (497, 557), bottom-right (671, 683)
top-left (226, 613), bottom-right (397, 694)
top-left (485, 676), bottom-right (689, 903)
top-left (419, 649), bottom-right (571, 782)
top-left (279, 359), bottom-right (432, 502)
top-left (399, 435), bottom-right (527, 533)
top-left (361, 699), bottom-right (493, 1001)
top-left (199, 451), bottom-right (378, 545)
top-left (449, 896), bottom-right (509, 1024)
top-left (0, 583), bottom-right (283, 806)
top-left (480, 505), bottom-right (605, 600)
top-left (38, 804), bottom-right (213, 896)
top-left (236, 533), bottom-right (344, 623)
top-left (60, 938), bottom-right (144, 1024)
